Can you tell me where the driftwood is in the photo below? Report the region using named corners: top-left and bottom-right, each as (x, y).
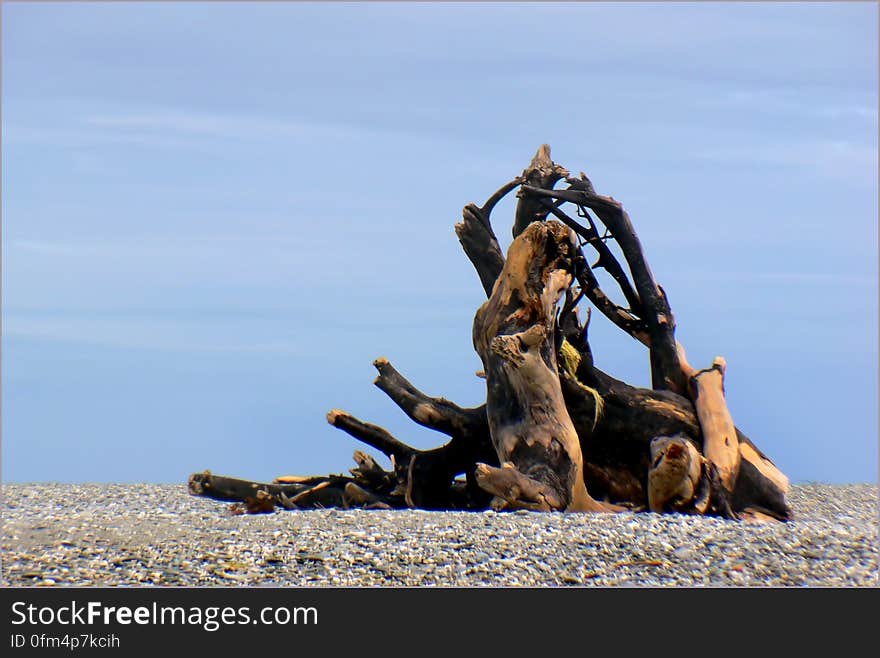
top-left (472, 221), bottom-right (618, 513)
top-left (189, 145), bottom-right (791, 522)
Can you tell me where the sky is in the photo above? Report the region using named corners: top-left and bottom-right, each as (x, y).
top-left (2, 2), bottom-right (877, 486)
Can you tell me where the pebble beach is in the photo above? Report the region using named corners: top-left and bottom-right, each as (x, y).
top-left (2, 483), bottom-right (877, 587)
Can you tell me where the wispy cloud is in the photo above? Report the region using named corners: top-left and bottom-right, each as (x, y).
top-left (83, 110), bottom-right (357, 141)
top-left (4, 107), bottom-right (383, 150)
top-left (693, 139), bottom-right (877, 183)
top-left (816, 105), bottom-right (879, 120)
top-left (698, 88), bottom-right (878, 122)
top-left (2, 235), bottom-right (346, 292)
top-left (2, 313), bottom-right (310, 355)
top-left (670, 270), bottom-right (877, 288)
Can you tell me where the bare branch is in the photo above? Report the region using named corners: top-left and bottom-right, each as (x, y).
top-left (512, 144), bottom-right (569, 237)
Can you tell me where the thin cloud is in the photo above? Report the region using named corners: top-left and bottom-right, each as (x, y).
top-left (816, 105), bottom-right (878, 120)
top-left (692, 140), bottom-right (877, 183)
top-left (700, 88), bottom-right (878, 122)
top-left (5, 108), bottom-right (383, 150)
top-left (3, 314), bottom-right (309, 355)
top-left (668, 269), bottom-right (877, 287)
top-left (87, 111), bottom-right (305, 139)
top-left (84, 109), bottom-right (381, 143)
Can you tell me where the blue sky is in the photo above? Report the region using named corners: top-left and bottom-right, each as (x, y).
top-left (2, 2), bottom-right (877, 485)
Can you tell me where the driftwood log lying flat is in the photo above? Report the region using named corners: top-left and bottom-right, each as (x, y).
top-left (189, 146), bottom-right (791, 522)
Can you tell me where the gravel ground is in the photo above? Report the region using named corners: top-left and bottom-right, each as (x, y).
top-left (1, 483), bottom-right (877, 587)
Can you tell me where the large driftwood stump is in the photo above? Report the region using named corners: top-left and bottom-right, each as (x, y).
top-left (472, 221), bottom-right (615, 512)
top-left (188, 145), bottom-right (792, 522)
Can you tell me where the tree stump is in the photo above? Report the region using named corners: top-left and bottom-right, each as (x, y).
top-left (188, 145), bottom-right (792, 522)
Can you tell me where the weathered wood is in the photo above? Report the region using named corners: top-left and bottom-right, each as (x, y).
top-left (727, 455), bottom-right (790, 521)
top-left (512, 145), bottom-right (569, 238)
top-left (328, 365), bottom-right (497, 510)
top-left (370, 358), bottom-right (497, 508)
top-left (189, 471), bottom-right (319, 501)
top-left (475, 462), bottom-right (564, 511)
top-left (456, 204), bottom-right (506, 297)
top-left (327, 409), bottom-right (415, 463)
top-left (187, 144), bottom-right (791, 523)
top-left (229, 489), bottom-right (277, 515)
top-left (560, 350), bottom-right (788, 519)
top-left (540, 199), bottom-right (643, 316)
top-left (349, 450), bottom-right (392, 489)
top-left (273, 474), bottom-right (330, 485)
top-left (739, 440), bottom-right (789, 494)
top-left (675, 342), bottom-right (741, 491)
top-left (691, 358), bottom-right (741, 492)
top-left (521, 183), bottom-right (686, 393)
top-left (372, 357), bottom-right (487, 440)
top-left (188, 471), bottom-right (350, 510)
top-left (472, 220), bottom-right (616, 512)
top-left (455, 177), bottom-right (520, 297)
top-left (342, 482), bottom-right (389, 509)
top-left (647, 435), bottom-right (704, 513)
top-left (677, 341), bottom-right (789, 500)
